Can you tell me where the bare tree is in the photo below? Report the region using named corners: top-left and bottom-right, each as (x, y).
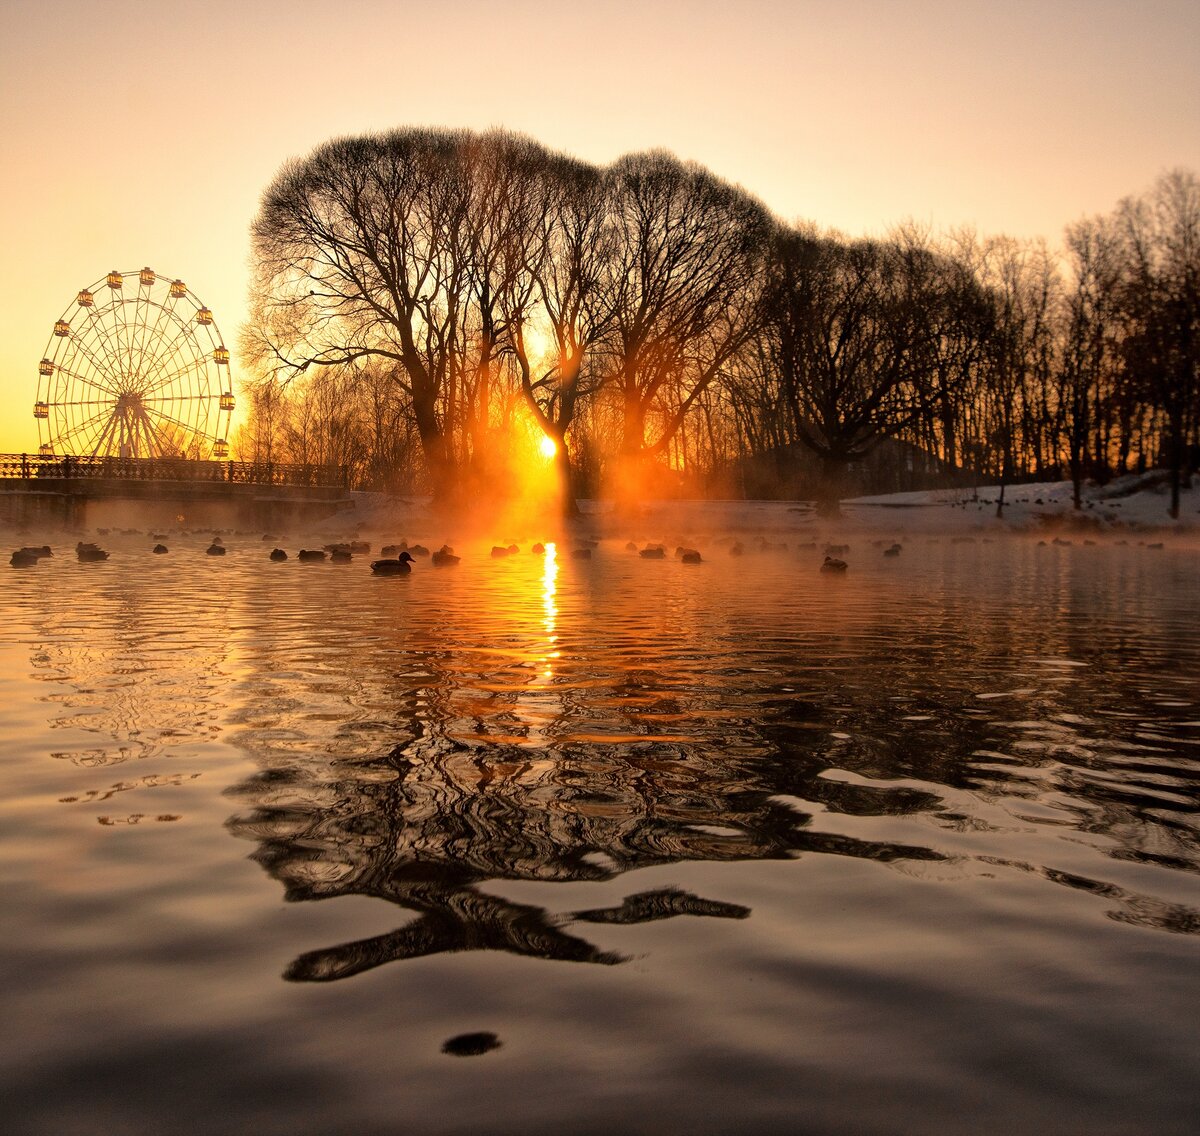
top-left (503, 155), bottom-right (615, 515)
top-left (972, 237), bottom-right (1060, 517)
top-left (770, 228), bottom-right (952, 514)
top-left (1116, 169), bottom-right (1200, 518)
top-left (1059, 215), bottom-right (1123, 508)
top-left (245, 128), bottom-right (480, 503)
top-left (600, 152), bottom-right (773, 501)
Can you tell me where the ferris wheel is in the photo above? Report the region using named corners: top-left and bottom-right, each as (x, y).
top-left (34, 267), bottom-right (235, 460)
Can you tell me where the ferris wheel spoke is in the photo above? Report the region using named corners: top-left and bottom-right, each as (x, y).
top-left (126, 294), bottom-right (158, 393)
top-left (56, 404), bottom-right (118, 451)
top-left (140, 358), bottom-right (211, 399)
top-left (130, 291), bottom-right (176, 391)
top-left (68, 305), bottom-right (113, 372)
top-left (124, 295), bottom-right (147, 387)
top-left (58, 332), bottom-right (126, 398)
top-left (47, 363), bottom-right (121, 402)
top-left (131, 404), bottom-right (169, 458)
top-left (140, 302), bottom-right (205, 377)
top-left (143, 403), bottom-right (209, 438)
top-left (88, 410), bottom-right (122, 458)
top-left (72, 315), bottom-right (134, 398)
top-left (133, 295), bottom-right (181, 390)
top-left (107, 296), bottom-right (132, 382)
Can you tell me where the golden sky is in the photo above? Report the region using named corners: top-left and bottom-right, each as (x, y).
top-left (1, 0), bottom-right (1197, 455)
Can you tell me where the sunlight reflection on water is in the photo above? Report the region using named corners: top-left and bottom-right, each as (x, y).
top-left (1, 521), bottom-right (1198, 1134)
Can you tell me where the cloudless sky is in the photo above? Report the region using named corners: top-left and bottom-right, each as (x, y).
top-left (1, 0), bottom-right (1197, 454)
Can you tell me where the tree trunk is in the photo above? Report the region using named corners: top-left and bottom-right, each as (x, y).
top-left (1168, 414), bottom-right (1183, 520)
top-left (411, 389), bottom-right (456, 506)
top-left (816, 453), bottom-right (844, 518)
top-left (555, 437), bottom-right (580, 518)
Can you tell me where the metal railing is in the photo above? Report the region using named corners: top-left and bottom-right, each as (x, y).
top-left (0, 453), bottom-right (348, 489)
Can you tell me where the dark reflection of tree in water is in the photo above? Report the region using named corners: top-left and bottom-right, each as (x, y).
top-left (226, 725), bottom-right (945, 981)
top-left (225, 554), bottom-right (1200, 977)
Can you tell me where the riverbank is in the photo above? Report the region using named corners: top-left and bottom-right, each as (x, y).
top-left (305, 471), bottom-right (1198, 550)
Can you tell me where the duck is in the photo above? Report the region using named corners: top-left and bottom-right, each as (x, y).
top-left (20, 545), bottom-right (52, 559)
top-left (206, 543), bottom-right (226, 556)
top-left (883, 543), bottom-right (901, 557)
top-left (10, 549), bottom-right (38, 568)
top-left (380, 543), bottom-right (404, 557)
top-left (625, 541), bottom-right (638, 552)
top-left (680, 549), bottom-right (702, 564)
top-left (371, 551), bottom-right (415, 575)
top-left (269, 548), bottom-right (288, 561)
top-left (153, 544), bottom-right (169, 555)
top-left (432, 545), bottom-right (460, 567)
top-left (298, 549), bottom-right (327, 562)
top-left (821, 556), bottom-right (848, 573)
top-left (639, 545), bottom-right (665, 559)
top-left (531, 543), bottom-right (545, 554)
top-left (491, 545), bottom-right (510, 558)
top-left (330, 549), bottom-right (353, 562)
top-left (76, 542), bottom-right (109, 562)
top-left (408, 544), bottom-right (430, 557)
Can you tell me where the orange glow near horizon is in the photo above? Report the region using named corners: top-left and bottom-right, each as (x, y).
top-left (485, 404), bottom-right (564, 530)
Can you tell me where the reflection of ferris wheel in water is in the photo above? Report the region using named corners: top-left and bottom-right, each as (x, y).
top-left (34, 267), bottom-right (235, 459)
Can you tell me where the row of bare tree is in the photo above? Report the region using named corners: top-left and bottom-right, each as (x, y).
top-left (240, 129), bottom-right (1199, 516)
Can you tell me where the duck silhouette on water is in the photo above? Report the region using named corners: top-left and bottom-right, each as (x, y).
top-left (432, 545), bottom-right (460, 567)
top-left (11, 545), bottom-right (52, 567)
top-left (371, 550), bottom-right (415, 575)
top-left (821, 555), bottom-right (848, 573)
top-left (76, 542), bottom-right (109, 562)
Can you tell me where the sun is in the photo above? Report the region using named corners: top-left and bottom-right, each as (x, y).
top-left (538, 434), bottom-right (557, 459)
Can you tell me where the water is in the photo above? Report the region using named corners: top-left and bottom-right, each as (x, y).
top-left (2, 517), bottom-right (1198, 1135)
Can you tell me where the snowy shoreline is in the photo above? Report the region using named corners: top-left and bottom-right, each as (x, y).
top-left (330, 471), bottom-right (1197, 546)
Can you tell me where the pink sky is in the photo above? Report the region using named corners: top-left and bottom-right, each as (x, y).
top-left (1, 0), bottom-right (1197, 455)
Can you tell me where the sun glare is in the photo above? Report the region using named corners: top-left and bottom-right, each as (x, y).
top-left (538, 434), bottom-right (557, 460)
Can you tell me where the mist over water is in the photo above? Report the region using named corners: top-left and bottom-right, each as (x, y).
top-left (1, 510), bottom-right (1198, 1135)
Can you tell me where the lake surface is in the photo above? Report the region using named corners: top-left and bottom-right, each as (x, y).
top-left (2, 512), bottom-right (1198, 1135)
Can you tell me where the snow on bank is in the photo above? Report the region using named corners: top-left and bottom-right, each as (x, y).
top-left (844, 471), bottom-right (1197, 536)
top-left (321, 472), bottom-right (1196, 547)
